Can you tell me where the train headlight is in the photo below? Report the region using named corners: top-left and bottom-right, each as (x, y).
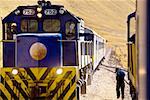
top-left (12, 68), bottom-right (18, 75)
top-left (29, 42), bottom-right (47, 61)
top-left (15, 10), bottom-right (20, 15)
top-left (59, 7), bottom-right (65, 14)
top-left (37, 7), bottom-right (42, 12)
top-left (56, 68), bottom-right (63, 75)
top-left (37, 13), bottom-right (42, 18)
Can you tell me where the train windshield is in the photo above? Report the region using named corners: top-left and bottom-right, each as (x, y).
top-left (21, 19), bottom-right (38, 32)
top-left (129, 18), bottom-right (136, 37)
top-left (43, 19), bottom-right (60, 32)
top-left (65, 21), bottom-right (76, 39)
top-left (66, 21), bottom-right (75, 35)
top-left (4, 23), bottom-right (17, 40)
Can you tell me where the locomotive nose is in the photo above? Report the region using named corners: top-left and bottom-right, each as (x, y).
top-left (16, 33), bottom-right (62, 67)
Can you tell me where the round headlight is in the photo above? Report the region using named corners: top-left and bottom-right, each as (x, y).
top-left (56, 68), bottom-right (63, 75)
top-left (37, 13), bottom-right (42, 18)
top-left (59, 7), bottom-right (65, 14)
top-left (11, 23), bottom-right (17, 27)
top-left (12, 69), bottom-right (18, 75)
top-left (37, 7), bottom-right (42, 12)
top-left (29, 42), bottom-right (47, 61)
top-left (15, 10), bottom-right (20, 15)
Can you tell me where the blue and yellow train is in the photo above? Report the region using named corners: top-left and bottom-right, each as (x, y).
top-left (0, 0), bottom-right (106, 99)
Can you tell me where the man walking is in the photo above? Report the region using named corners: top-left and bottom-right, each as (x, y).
top-left (116, 68), bottom-right (125, 99)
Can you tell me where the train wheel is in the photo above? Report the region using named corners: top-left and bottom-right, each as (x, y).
top-left (81, 81), bottom-right (86, 94)
top-left (87, 63), bottom-right (93, 85)
top-left (87, 75), bottom-right (92, 85)
top-left (87, 74), bottom-right (92, 85)
top-left (77, 86), bottom-right (80, 100)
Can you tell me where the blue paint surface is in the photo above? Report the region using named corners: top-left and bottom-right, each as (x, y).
top-left (63, 42), bottom-right (77, 66)
top-left (17, 34), bottom-right (62, 67)
top-left (3, 42), bottom-right (15, 67)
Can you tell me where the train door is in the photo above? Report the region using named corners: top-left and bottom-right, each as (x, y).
top-left (78, 41), bottom-right (93, 94)
top-left (127, 12), bottom-right (136, 99)
top-left (2, 22), bottom-right (17, 67)
top-left (85, 42), bottom-right (91, 66)
top-left (63, 40), bottom-right (78, 66)
top-left (63, 20), bottom-right (78, 66)
top-left (79, 41), bottom-right (91, 68)
top-left (93, 35), bottom-right (98, 70)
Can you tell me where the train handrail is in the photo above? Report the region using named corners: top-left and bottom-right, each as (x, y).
top-left (0, 40), bottom-right (16, 42)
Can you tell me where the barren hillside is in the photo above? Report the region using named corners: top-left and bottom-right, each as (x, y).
top-left (0, 0), bottom-right (135, 67)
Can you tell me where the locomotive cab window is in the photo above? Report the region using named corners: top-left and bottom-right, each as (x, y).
top-left (4, 23), bottom-right (17, 40)
top-left (65, 21), bottom-right (76, 39)
top-left (128, 15), bottom-right (136, 42)
top-left (43, 19), bottom-right (60, 32)
top-left (21, 19), bottom-right (38, 32)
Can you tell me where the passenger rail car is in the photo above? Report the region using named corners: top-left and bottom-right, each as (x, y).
top-left (0, 0), bottom-right (106, 99)
top-left (84, 27), bottom-right (106, 71)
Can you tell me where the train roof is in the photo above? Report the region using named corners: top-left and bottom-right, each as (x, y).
top-left (2, 0), bottom-right (83, 23)
top-left (84, 27), bottom-right (105, 40)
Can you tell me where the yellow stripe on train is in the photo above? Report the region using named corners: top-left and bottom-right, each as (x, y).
top-left (0, 67), bottom-right (78, 100)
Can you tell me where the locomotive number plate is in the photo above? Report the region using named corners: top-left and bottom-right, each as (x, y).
top-left (44, 9), bottom-right (57, 15)
top-left (23, 9), bottom-right (35, 15)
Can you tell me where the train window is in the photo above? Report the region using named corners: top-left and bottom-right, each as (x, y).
top-left (81, 42), bottom-right (91, 55)
top-left (99, 42), bottom-right (101, 49)
top-left (11, 23), bottom-right (17, 34)
top-left (4, 23), bottom-right (17, 40)
top-left (99, 42), bottom-right (103, 49)
top-left (87, 43), bottom-right (91, 55)
top-left (85, 43), bottom-right (88, 55)
top-left (43, 19), bottom-right (60, 32)
top-left (88, 43), bottom-right (91, 56)
top-left (81, 42), bottom-right (85, 55)
top-left (21, 19), bottom-right (38, 32)
top-left (96, 41), bottom-right (98, 50)
top-left (21, 20), bottom-right (27, 32)
top-left (65, 21), bottom-right (76, 39)
top-left (130, 18), bottom-right (136, 37)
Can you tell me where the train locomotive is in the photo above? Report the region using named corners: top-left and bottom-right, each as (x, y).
top-left (0, 0), bottom-right (106, 99)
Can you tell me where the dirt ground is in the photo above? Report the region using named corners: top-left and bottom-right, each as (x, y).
top-left (80, 49), bottom-right (131, 100)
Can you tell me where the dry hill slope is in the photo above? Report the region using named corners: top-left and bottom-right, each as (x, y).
top-left (0, 0), bottom-right (135, 67)
top-left (51, 0), bottom-right (135, 45)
